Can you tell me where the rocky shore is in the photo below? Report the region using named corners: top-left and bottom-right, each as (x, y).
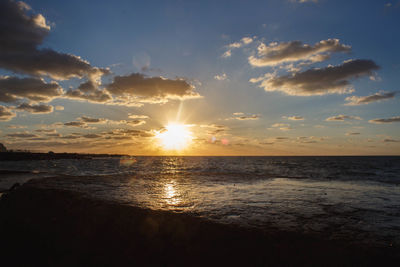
top-left (0, 182), bottom-right (398, 266)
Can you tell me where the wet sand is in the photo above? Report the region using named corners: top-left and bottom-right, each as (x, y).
top-left (0, 181), bottom-right (398, 266)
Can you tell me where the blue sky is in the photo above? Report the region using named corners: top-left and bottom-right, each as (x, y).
top-left (0, 0), bottom-right (399, 155)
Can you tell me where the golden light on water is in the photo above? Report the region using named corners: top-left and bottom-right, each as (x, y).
top-left (156, 123), bottom-right (193, 151)
top-left (164, 182), bottom-right (181, 206)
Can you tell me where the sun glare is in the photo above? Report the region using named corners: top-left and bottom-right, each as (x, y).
top-left (156, 123), bottom-right (193, 151)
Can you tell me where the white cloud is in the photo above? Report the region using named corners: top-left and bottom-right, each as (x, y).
top-left (214, 73), bottom-right (228, 81)
top-left (222, 36), bottom-right (254, 58)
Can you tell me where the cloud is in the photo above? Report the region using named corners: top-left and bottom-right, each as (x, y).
top-left (0, 0), bottom-right (109, 80)
top-left (251, 59), bottom-right (379, 96)
top-left (346, 132), bottom-right (361, 136)
top-left (285, 115), bottom-right (304, 121)
top-left (128, 114), bottom-right (149, 119)
top-left (79, 116), bottom-right (106, 123)
top-left (368, 116), bottom-right (400, 124)
top-left (0, 76), bottom-right (62, 103)
top-left (68, 116), bottom-right (147, 127)
top-left (344, 91), bottom-right (396, 105)
top-left (200, 124), bottom-right (229, 135)
top-left (15, 103), bottom-right (53, 113)
top-left (106, 73), bottom-right (201, 104)
top-left (260, 142), bottom-right (274, 145)
top-left (248, 39), bottom-right (350, 67)
top-left (46, 133), bottom-right (61, 137)
top-left (222, 50), bottom-right (232, 58)
top-left (35, 129), bottom-right (56, 133)
top-left (222, 37), bottom-right (254, 58)
top-left (214, 73), bottom-right (228, 81)
top-left (236, 114), bottom-right (260, 120)
top-left (7, 125), bottom-right (27, 129)
top-left (326, 115), bottom-right (362, 121)
top-left (296, 136), bottom-right (321, 143)
top-left (65, 80), bottom-right (112, 103)
top-left (64, 121), bottom-right (87, 127)
top-left (274, 137), bottom-right (290, 141)
top-left (228, 113), bottom-right (260, 120)
top-left (0, 105), bottom-right (16, 121)
top-left (124, 120), bottom-right (146, 126)
top-left (61, 133), bottom-right (82, 139)
top-left (107, 129), bottom-right (154, 138)
top-left (271, 123), bottom-right (292, 131)
top-left (82, 134), bottom-right (102, 139)
top-left (6, 132), bottom-right (38, 138)
top-left (383, 138), bottom-right (400, 142)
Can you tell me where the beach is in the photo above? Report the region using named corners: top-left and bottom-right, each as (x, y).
top-left (1, 178), bottom-right (399, 267)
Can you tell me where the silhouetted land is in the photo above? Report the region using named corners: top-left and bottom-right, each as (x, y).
top-left (0, 181), bottom-right (398, 266)
top-left (0, 151), bottom-right (125, 161)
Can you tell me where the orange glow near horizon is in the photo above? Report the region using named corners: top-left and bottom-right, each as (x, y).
top-left (156, 123), bottom-right (193, 151)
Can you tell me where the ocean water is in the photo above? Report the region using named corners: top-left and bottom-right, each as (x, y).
top-left (1, 156), bottom-right (400, 247)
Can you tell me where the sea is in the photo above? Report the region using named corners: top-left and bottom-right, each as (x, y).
top-left (1, 156), bottom-right (399, 247)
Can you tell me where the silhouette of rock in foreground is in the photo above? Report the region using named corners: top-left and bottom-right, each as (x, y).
top-left (0, 183), bottom-right (398, 266)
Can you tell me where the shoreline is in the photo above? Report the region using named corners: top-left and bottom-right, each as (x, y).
top-left (0, 182), bottom-right (398, 266)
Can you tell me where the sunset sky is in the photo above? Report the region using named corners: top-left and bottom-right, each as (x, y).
top-left (0, 0), bottom-right (399, 155)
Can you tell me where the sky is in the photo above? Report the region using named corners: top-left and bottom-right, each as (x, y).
top-left (0, 0), bottom-right (400, 155)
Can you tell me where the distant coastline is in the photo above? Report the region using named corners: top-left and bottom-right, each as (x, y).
top-left (0, 151), bottom-right (126, 161)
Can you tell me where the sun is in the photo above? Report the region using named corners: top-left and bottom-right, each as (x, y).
top-left (156, 123), bottom-right (193, 151)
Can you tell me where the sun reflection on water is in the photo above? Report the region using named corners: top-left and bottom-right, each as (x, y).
top-left (163, 181), bottom-right (181, 206)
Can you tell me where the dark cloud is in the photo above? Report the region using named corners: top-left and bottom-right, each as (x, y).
top-left (346, 132), bottom-right (361, 136)
top-left (0, 105), bottom-right (16, 121)
top-left (106, 73), bottom-right (201, 104)
top-left (35, 129), bottom-right (56, 133)
top-left (79, 116), bottom-right (106, 123)
top-left (61, 134), bottom-right (82, 139)
top-left (200, 124), bottom-right (229, 135)
top-left (46, 133), bottom-right (61, 137)
top-left (227, 113), bottom-right (260, 120)
top-left (65, 80), bottom-right (112, 103)
top-left (345, 91), bottom-right (396, 105)
top-left (383, 138), bottom-right (400, 142)
top-left (0, 76), bottom-right (62, 103)
top-left (82, 134), bottom-right (102, 139)
top-left (236, 114), bottom-right (260, 120)
top-left (251, 59), bottom-right (379, 96)
top-left (296, 136), bottom-right (320, 143)
top-left (0, 0), bottom-right (109, 80)
top-left (249, 39), bottom-right (350, 67)
top-left (368, 116), bottom-right (400, 124)
top-left (326, 115), bottom-right (362, 121)
top-left (274, 137), bottom-right (289, 141)
top-left (64, 121), bottom-right (87, 127)
top-left (108, 129), bottom-right (154, 138)
top-left (124, 120), bottom-right (146, 126)
top-left (15, 103), bottom-right (53, 113)
top-left (6, 132), bottom-right (37, 138)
